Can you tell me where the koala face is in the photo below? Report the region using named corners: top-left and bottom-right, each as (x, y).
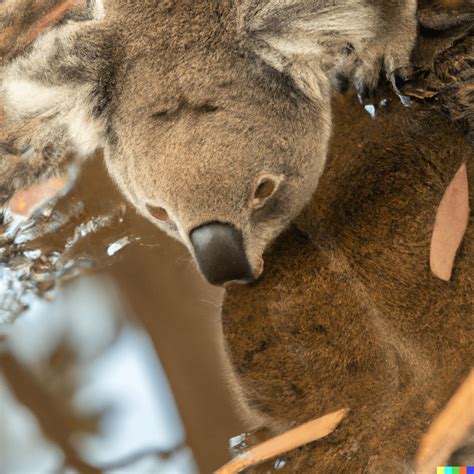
top-left (106, 52), bottom-right (330, 285)
top-left (10, 0), bottom-right (417, 285)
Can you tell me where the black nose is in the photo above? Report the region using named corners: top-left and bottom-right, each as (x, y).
top-left (190, 222), bottom-right (255, 286)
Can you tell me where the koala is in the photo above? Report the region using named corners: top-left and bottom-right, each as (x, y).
top-left (222, 93), bottom-right (473, 472)
top-left (0, 0), bottom-right (417, 285)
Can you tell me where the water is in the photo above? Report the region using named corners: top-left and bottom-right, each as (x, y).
top-left (228, 430), bottom-right (289, 472)
top-left (0, 158), bottom-right (141, 325)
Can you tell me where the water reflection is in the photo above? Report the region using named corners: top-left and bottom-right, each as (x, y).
top-left (228, 429), bottom-right (289, 473)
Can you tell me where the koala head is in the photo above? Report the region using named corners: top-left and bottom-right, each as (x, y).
top-left (1, 1), bottom-right (334, 285)
top-left (107, 43), bottom-right (330, 285)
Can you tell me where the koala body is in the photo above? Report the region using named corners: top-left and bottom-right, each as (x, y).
top-left (222, 94), bottom-right (473, 472)
top-left (1, 0), bottom-right (417, 284)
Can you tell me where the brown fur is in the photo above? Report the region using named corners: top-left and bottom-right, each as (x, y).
top-left (0, 0), bottom-right (417, 276)
top-left (411, 0), bottom-right (474, 145)
top-left (222, 94), bottom-right (473, 472)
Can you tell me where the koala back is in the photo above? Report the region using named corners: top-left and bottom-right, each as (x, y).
top-left (222, 93), bottom-right (473, 471)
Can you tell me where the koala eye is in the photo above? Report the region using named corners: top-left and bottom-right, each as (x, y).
top-left (251, 177), bottom-right (280, 208)
top-left (146, 204), bottom-right (169, 222)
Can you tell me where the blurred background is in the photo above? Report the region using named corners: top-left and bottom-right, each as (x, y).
top-left (0, 155), bottom-right (246, 474)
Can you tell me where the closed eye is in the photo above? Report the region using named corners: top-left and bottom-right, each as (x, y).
top-left (151, 108), bottom-right (179, 121)
top-left (151, 110), bottom-right (170, 119)
top-left (150, 99), bottom-right (182, 120)
top-left (151, 100), bottom-right (219, 120)
top-left (195, 103), bottom-right (219, 113)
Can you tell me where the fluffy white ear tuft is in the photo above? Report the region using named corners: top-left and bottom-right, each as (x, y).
top-left (239, 0), bottom-right (376, 99)
top-left (88, 0), bottom-right (106, 19)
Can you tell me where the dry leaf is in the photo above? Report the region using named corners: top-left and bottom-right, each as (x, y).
top-left (9, 176), bottom-right (69, 217)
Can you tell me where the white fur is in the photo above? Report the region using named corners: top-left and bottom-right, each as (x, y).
top-left (239, 0), bottom-right (376, 100)
top-left (2, 77), bottom-right (103, 157)
top-left (3, 80), bottom-right (63, 117)
top-left (1, 20), bottom-right (105, 158)
top-left (65, 90), bottom-right (105, 157)
top-left (89, 0), bottom-right (105, 19)
top-left (250, 1), bottom-right (375, 37)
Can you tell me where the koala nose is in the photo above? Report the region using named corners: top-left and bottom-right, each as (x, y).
top-left (190, 222), bottom-right (255, 286)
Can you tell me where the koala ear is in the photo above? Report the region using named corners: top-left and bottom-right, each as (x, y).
top-left (238, 1), bottom-right (373, 99)
top-left (1, 2), bottom-right (111, 159)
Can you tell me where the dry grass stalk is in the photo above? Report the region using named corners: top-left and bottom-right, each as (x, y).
top-left (416, 369), bottom-right (474, 473)
top-left (24, 0), bottom-right (81, 44)
top-left (215, 408), bottom-right (349, 474)
top-left (0, 0), bottom-right (83, 64)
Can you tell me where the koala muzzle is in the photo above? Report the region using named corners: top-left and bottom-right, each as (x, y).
top-left (190, 222), bottom-right (255, 286)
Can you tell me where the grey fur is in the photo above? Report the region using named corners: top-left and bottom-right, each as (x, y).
top-left (0, 0), bottom-right (417, 278)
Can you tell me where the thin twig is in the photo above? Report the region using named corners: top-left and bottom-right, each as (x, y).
top-left (24, 0), bottom-right (82, 45)
top-left (416, 369), bottom-right (474, 473)
top-left (215, 408), bottom-right (349, 474)
top-left (0, 0), bottom-right (84, 64)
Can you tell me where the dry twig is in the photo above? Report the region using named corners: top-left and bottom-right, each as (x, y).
top-left (215, 408), bottom-right (349, 474)
top-left (416, 369), bottom-right (474, 473)
top-left (0, 0), bottom-right (83, 64)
